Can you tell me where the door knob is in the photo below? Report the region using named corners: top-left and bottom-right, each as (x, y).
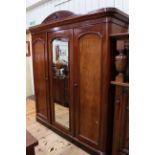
top-left (73, 83), bottom-right (78, 87)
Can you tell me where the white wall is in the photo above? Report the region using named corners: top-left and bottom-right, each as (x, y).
top-left (26, 0), bottom-right (129, 28)
top-left (26, 33), bottom-right (34, 97)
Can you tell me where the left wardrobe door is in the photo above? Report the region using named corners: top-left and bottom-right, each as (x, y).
top-left (32, 33), bottom-right (50, 123)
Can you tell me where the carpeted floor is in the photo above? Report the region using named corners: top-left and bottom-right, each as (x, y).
top-left (26, 98), bottom-right (89, 155)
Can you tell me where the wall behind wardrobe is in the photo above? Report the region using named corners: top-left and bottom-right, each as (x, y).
top-left (26, 32), bottom-right (34, 97)
top-left (26, 0), bottom-right (129, 28)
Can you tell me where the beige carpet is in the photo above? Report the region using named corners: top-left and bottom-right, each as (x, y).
top-left (26, 98), bottom-right (89, 155)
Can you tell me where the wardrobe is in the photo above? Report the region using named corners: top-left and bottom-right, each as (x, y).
top-left (29, 8), bottom-right (129, 155)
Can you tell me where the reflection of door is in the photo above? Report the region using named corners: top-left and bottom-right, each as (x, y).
top-left (53, 77), bottom-right (65, 105)
top-left (48, 29), bottom-right (73, 134)
top-left (74, 24), bottom-right (103, 149)
top-left (53, 77), bottom-right (69, 106)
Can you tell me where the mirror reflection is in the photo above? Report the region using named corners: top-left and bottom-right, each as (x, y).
top-left (52, 38), bottom-right (69, 129)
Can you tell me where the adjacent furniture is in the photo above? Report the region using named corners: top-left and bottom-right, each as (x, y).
top-left (110, 33), bottom-right (129, 155)
top-left (26, 130), bottom-right (38, 155)
top-left (30, 8), bottom-right (129, 155)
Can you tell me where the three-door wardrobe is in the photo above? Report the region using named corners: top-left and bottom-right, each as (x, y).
top-left (29, 7), bottom-right (129, 155)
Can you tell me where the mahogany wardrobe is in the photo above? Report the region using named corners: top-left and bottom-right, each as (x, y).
top-left (29, 7), bottom-right (129, 155)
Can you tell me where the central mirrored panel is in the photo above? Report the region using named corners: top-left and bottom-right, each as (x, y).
top-left (52, 38), bottom-right (69, 129)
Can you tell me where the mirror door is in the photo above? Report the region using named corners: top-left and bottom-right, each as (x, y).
top-left (48, 30), bottom-right (73, 133)
top-left (52, 38), bottom-right (69, 129)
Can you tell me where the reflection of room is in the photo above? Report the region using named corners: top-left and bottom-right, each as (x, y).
top-left (52, 39), bottom-right (68, 64)
top-left (52, 38), bottom-right (70, 129)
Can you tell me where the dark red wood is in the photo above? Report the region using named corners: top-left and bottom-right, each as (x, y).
top-left (42, 10), bottom-right (77, 24)
top-left (111, 86), bottom-right (129, 155)
top-left (26, 130), bottom-right (38, 155)
top-left (52, 77), bottom-right (68, 106)
top-left (74, 24), bottom-right (103, 149)
top-left (32, 33), bottom-right (50, 122)
top-left (30, 7), bottom-right (129, 155)
top-left (110, 32), bottom-right (129, 40)
top-left (29, 7), bottom-right (128, 34)
top-left (110, 33), bottom-right (129, 155)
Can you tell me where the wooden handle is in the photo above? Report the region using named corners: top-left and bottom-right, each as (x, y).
top-left (73, 83), bottom-right (78, 87)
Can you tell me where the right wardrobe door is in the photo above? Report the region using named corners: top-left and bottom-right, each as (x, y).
top-left (73, 24), bottom-right (105, 149)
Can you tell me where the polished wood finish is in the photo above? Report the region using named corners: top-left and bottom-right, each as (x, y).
top-left (30, 8), bottom-right (128, 34)
top-left (110, 32), bottom-right (129, 40)
top-left (74, 25), bottom-right (102, 148)
top-left (32, 33), bottom-right (49, 121)
top-left (110, 33), bottom-right (129, 155)
top-left (115, 49), bottom-right (127, 82)
top-left (53, 77), bottom-right (68, 106)
top-left (112, 85), bottom-right (129, 155)
top-left (30, 8), bottom-right (129, 155)
top-left (26, 130), bottom-right (38, 155)
top-left (42, 10), bottom-right (76, 24)
top-left (79, 33), bottom-right (101, 144)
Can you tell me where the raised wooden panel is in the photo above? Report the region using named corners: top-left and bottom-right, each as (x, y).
top-left (78, 33), bottom-right (102, 144)
top-left (112, 86), bottom-right (129, 155)
top-left (33, 38), bottom-right (48, 120)
top-left (120, 88), bottom-right (129, 151)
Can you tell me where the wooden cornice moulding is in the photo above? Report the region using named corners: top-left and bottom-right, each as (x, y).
top-left (110, 32), bottom-right (129, 40)
top-left (29, 7), bottom-right (129, 33)
top-left (42, 10), bottom-right (77, 24)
